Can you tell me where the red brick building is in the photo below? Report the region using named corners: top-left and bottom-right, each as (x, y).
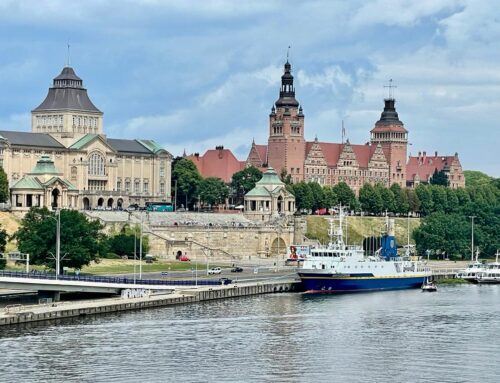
top-left (187, 146), bottom-right (245, 183)
top-left (247, 60), bottom-right (465, 191)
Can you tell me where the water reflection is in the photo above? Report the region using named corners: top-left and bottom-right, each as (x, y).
top-left (1, 285), bottom-right (499, 383)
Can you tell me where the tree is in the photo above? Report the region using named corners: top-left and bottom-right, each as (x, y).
top-left (416, 184), bottom-right (433, 215)
top-left (406, 188), bottom-right (421, 213)
top-left (463, 170), bottom-right (493, 188)
top-left (323, 186), bottom-right (338, 208)
top-left (429, 168), bottom-right (449, 186)
top-left (172, 158), bottom-right (202, 209)
top-left (231, 167), bottom-right (263, 204)
top-left (413, 212), bottom-right (471, 260)
top-left (198, 177), bottom-right (228, 206)
top-left (430, 185), bottom-right (447, 213)
top-left (375, 183), bottom-right (394, 214)
top-left (289, 182), bottom-right (313, 211)
top-left (308, 182), bottom-right (325, 211)
top-left (0, 224), bottom-right (6, 269)
top-left (332, 182), bottom-right (356, 208)
top-left (15, 207), bottom-right (107, 272)
top-left (445, 188), bottom-right (459, 213)
top-left (279, 168), bottom-right (292, 185)
top-left (391, 183), bottom-right (409, 214)
top-left (0, 166), bottom-right (8, 203)
top-left (107, 225), bottom-right (149, 257)
top-left (359, 183), bottom-right (381, 214)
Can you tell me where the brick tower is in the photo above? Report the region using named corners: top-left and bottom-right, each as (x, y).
top-left (370, 98), bottom-right (408, 187)
top-left (267, 60), bottom-right (305, 183)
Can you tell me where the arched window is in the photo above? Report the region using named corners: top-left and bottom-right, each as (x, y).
top-left (88, 152), bottom-right (105, 176)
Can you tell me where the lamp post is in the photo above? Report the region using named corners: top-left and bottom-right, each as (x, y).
top-left (55, 209), bottom-right (61, 279)
top-left (469, 216), bottom-right (476, 261)
top-left (139, 211), bottom-right (144, 279)
top-left (128, 211), bottom-right (138, 284)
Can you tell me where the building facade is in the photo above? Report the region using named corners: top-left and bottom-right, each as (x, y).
top-left (0, 65), bottom-right (172, 211)
top-left (247, 60), bottom-right (464, 190)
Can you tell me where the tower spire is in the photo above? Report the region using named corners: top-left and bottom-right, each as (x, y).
top-left (384, 79), bottom-right (397, 99)
top-left (66, 42), bottom-right (71, 67)
top-left (286, 45), bottom-right (291, 62)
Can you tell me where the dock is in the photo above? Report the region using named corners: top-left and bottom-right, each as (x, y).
top-left (0, 279), bottom-right (300, 327)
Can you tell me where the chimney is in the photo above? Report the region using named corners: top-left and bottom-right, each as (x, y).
top-left (435, 151), bottom-right (438, 157)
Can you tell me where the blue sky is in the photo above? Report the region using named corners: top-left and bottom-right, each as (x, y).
top-left (0, 0), bottom-right (499, 176)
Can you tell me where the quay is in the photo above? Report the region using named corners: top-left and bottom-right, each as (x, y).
top-left (0, 279), bottom-right (300, 327)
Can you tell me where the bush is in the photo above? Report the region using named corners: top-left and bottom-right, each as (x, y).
top-left (0, 258), bottom-right (6, 269)
top-left (100, 252), bottom-right (122, 259)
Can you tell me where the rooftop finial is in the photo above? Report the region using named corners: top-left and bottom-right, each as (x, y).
top-left (66, 42), bottom-right (71, 67)
top-left (384, 79), bottom-right (397, 99)
top-left (286, 45), bottom-right (291, 62)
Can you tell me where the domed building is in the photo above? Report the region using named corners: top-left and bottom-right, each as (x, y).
top-left (0, 65), bottom-right (172, 211)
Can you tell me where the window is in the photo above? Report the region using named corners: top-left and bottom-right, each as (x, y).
top-left (134, 181), bottom-right (140, 193)
top-left (143, 181), bottom-right (149, 193)
top-left (125, 181), bottom-right (130, 192)
top-left (160, 160), bottom-right (165, 177)
top-left (88, 152), bottom-right (105, 176)
top-left (160, 182), bottom-right (165, 194)
top-left (117, 181), bottom-right (121, 191)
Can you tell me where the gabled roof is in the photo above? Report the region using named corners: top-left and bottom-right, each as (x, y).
top-left (187, 148), bottom-right (245, 183)
top-left (406, 153), bottom-right (458, 181)
top-left (306, 141), bottom-right (382, 169)
top-left (0, 130), bottom-right (65, 148)
top-left (107, 138), bottom-right (153, 154)
top-left (69, 134), bottom-right (99, 150)
top-left (255, 144), bottom-right (268, 164)
top-left (11, 177), bottom-right (43, 190)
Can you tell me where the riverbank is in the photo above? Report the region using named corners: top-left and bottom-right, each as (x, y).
top-left (0, 279), bottom-right (300, 326)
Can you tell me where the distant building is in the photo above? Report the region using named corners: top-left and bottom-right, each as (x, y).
top-left (0, 65), bottom-right (172, 211)
top-left (186, 146), bottom-right (246, 183)
top-left (247, 60), bottom-right (465, 191)
top-left (407, 151), bottom-right (465, 188)
top-left (244, 167), bottom-right (295, 222)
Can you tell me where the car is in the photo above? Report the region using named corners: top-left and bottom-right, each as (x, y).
top-left (208, 267), bottom-right (222, 275)
top-left (231, 266), bottom-right (243, 273)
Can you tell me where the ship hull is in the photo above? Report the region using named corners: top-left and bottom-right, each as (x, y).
top-left (299, 274), bottom-right (426, 293)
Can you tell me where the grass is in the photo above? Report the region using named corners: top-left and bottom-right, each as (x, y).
top-left (306, 215), bottom-right (421, 246)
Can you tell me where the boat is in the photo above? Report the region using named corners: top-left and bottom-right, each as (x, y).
top-left (476, 251), bottom-right (500, 284)
top-left (421, 277), bottom-right (437, 292)
top-left (298, 207), bottom-right (431, 293)
top-left (456, 261), bottom-right (486, 283)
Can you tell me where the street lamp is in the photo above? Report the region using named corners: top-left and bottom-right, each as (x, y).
top-left (127, 211), bottom-right (138, 284)
top-left (469, 216), bottom-right (476, 262)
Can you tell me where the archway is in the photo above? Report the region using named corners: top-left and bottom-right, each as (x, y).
top-left (107, 198), bottom-right (114, 208)
top-left (97, 197), bottom-right (104, 207)
top-left (117, 198), bottom-right (123, 209)
top-left (83, 197), bottom-right (90, 210)
top-left (270, 237), bottom-right (287, 257)
top-left (51, 188), bottom-right (60, 209)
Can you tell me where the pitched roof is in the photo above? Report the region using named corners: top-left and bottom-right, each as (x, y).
top-left (406, 154), bottom-right (457, 181)
top-left (69, 134), bottom-right (99, 150)
top-left (107, 138), bottom-right (153, 154)
top-left (351, 144), bottom-right (377, 168)
top-left (11, 177), bottom-right (43, 190)
top-left (306, 141), bottom-right (380, 168)
top-left (0, 130), bottom-right (65, 148)
top-left (187, 148), bottom-right (245, 183)
top-left (255, 144), bottom-right (268, 164)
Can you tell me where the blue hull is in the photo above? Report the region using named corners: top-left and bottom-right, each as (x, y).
top-left (299, 274), bottom-right (425, 293)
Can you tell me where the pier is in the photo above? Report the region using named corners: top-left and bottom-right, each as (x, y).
top-left (0, 279), bottom-right (300, 327)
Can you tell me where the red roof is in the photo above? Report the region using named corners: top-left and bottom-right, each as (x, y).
top-left (406, 154), bottom-right (456, 181)
top-left (371, 123), bottom-right (408, 133)
top-left (187, 148), bottom-right (245, 183)
top-left (255, 144), bottom-right (268, 164)
top-left (306, 141), bottom-right (378, 168)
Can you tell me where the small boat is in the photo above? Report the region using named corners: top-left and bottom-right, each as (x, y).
top-left (421, 278), bottom-right (437, 292)
top-left (476, 250), bottom-right (500, 284)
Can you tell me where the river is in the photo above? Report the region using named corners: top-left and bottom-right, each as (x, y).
top-left (1, 284), bottom-right (499, 382)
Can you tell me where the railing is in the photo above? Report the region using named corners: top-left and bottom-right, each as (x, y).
top-left (0, 270), bottom-right (232, 286)
top-left (431, 268), bottom-right (461, 276)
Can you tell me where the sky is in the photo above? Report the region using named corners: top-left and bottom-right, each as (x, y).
top-left (0, 0), bottom-right (499, 176)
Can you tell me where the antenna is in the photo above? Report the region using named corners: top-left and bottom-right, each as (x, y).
top-left (66, 42), bottom-right (71, 67)
top-left (384, 79), bottom-right (397, 99)
top-left (286, 45), bottom-right (291, 62)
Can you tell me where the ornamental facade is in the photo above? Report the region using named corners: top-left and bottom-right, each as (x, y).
top-left (0, 65), bottom-right (172, 211)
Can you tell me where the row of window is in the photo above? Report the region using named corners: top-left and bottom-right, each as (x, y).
top-left (72, 115), bottom-right (99, 129)
top-left (35, 114), bottom-right (63, 127)
top-left (306, 167), bottom-right (388, 177)
top-left (117, 181), bottom-right (149, 194)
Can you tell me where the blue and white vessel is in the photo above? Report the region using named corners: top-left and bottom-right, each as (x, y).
top-left (298, 208), bottom-right (431, 293)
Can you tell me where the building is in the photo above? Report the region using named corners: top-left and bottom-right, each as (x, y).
top-left (0, 65), bottom-right (172, 211)
top-left (244, 167), bottom-right (295, 222)
top-left (247, 60), bottom-right (464, 191)
top-left (187, 146), bottom-right (245, 183)
top-left (406, 151), bottom-right (465, 188)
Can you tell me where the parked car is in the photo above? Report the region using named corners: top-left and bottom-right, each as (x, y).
top-left (231, 266), bottom-right (243, 273)
top-left (208, 267), bottom-right (222, 275)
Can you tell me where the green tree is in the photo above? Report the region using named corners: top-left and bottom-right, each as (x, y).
top-left (332, 182), bottom-right (357, 208)
top-left (406, 188), bottom-right (421, 213)
top-left (390, 183), bottom-right (409, 214)
top-left (429, 168), bottom-right (449, 186)
top-left (290, 182), bottom-right (313, 211)
top-left (308, 182), bottom-right (325, 211)
top-left (375, 183), bottom-right (394, 213)
top-left (0, 166), bottom-right (8, 203)
top-left (430, 185), bottom-right (448, 213)
top-left (359, 183), bottom-right (381, 214)
top-left (413, 212), bottom-right (470, 260)
top-left (445, 188), bottom-right (459, 213)
top-left (455, 187), bottom-right (471, 206)
top-left (416, 184), bottom-right (433, 215)
top-left (107, 226), bottom-right (149, 258)
top-left (15, 207), bottom-right (107, 272)
top-left (231, 166), bottom-right (263, 204)
top-left (0, 224), bottom-right (7, 269)
top-left (463, 170), bottom-right (493, 188)
top-left (323, 186), bottom-right (338, 208)
top-left (172, 158), bottom-right (202, 209)
top-left (279, 168), bottom-right (292, 185)
top-left (198, 177), bottom-right (228, 206)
